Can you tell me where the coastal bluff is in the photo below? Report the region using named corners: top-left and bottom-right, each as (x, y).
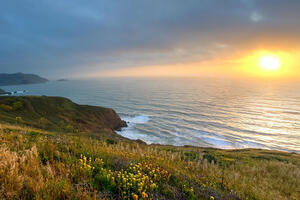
top-left (0, 96), bottom-right (127, 133)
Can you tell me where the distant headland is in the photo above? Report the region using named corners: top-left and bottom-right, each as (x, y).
top-left (0, 72), bottom-right (48, 86)
top-left (0, 88), bottom-right (6, 94)
top-left (57, 78), bottom-right (69, 82)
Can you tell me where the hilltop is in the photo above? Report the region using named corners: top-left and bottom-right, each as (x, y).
top-left (0, 96), bottom-right (127, 137)
top-left (0, 96), bottom-right (299, 200)
top-left (0, 72), bottom-right (48, 86)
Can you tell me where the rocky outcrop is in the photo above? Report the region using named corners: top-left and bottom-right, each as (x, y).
top-left (102, 109), bottom-right (128, 131)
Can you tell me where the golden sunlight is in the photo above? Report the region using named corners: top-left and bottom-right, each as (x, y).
top-left (259, 55), bottom-right (281, 71)
top-left (236, 50), bottom-right (298, 79)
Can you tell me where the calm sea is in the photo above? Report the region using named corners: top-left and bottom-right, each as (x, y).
top-left (3, 78), bottom-right (300, 153)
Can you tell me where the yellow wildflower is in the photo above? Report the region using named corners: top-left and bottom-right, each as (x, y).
top-left (132, 194), bottom-right (138, 200)
top-left (142, 192), bottom-right (148, 198)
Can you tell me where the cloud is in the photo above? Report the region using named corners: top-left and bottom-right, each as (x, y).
top-left (250, 12), bottom-right (263, 22)
top-left (0, 0), bottom-right (300, 78)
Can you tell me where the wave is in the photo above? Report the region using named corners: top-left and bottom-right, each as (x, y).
top-left (122, 115), bottom-right (150, 125)
top-left (116, 114), bottom-right (152, 143)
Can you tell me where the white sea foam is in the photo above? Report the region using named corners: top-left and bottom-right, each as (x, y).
top-left (234, 140), bottom-right (267, 149)
top-left (202, 136), bottom-right (233, 149)
top-left (122, 115), bottom-right (150, 125)
top-left (116, 114), bottom-right (153, 144)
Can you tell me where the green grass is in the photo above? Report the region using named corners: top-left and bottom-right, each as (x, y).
top-left (0, 96), bottom-right (126, 134)
top-left (0, 123), bottom-right (299, 200)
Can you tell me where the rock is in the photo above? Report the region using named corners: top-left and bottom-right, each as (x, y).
top-left (57, 79), bottom-right (68, 81)
top-left (103, 109), bottom-right (128, 131)
top-left (135, 139), bottom-right (147, 145)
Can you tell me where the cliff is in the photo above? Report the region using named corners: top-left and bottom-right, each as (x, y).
top-left (0, 72), bottom-right (48, 86)
top-left (0, 96), bottom-right (127, 133)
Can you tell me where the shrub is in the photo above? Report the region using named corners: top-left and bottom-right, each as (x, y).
top-left (65, 124), bottom-right (74, 132)
top-left (12, 101), bottom-right (23, 110)
top-left (15, 116), bottom-right (23, 123)
top-left (106, 139), bottom-right (117, 145)
top-left (203, 154), bottom-right (217, 164)
top-left (0, 104), bottom-right (13, 111)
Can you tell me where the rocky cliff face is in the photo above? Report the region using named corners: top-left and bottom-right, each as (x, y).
top-left (74, 103), bottom-right (127, 132)
top-left (102, 109), bottom-right (127, 131)
top-left (0, 96), bottom-right (127, 133)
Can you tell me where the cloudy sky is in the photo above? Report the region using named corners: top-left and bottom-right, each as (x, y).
top-left (1, 0), bottom-right (300, 79)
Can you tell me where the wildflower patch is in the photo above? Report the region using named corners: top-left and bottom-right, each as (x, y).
top-left (78, 156), bottom-right (170, 199)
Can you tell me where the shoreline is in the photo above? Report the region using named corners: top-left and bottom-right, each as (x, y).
top-left (1, 94), bottom-right (298, 154)
top-left (116, 118), bottom-right (300, 154)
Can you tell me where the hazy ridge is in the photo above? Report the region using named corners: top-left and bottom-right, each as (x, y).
top-left (0, 73), bottom-right (48, 86)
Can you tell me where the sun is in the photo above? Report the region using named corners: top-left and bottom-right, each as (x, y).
top-left (239, 50), bottom-right (294, 78)
top-left (259, 55), bottom-right (281, 71)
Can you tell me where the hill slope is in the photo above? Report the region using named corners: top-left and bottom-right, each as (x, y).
top-left (0, 72), bottom-right (48, 86)
top-left (0, 124), bottom-right (299, 200)
top-left (0, 96), bottom-right (127, 135)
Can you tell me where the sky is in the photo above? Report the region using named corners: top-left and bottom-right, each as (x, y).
top-left (0, 0), bottom-right (300, 79)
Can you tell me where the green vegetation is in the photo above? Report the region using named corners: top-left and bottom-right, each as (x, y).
top-left (0, 96), bottom-right (126, 135)
top-left (0, 96), bottom-right (299, 199)
top-left (0, 124), bottom-right (299, 200)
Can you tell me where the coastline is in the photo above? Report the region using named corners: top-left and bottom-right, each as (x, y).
top-left (0, 95), bottom-right (299, 199)
top-left (1, 88), bottom-right (299, 153)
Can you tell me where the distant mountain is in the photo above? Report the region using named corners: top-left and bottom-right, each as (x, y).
top-left (0, 73), bottom-right (48, 86)
top-left (57, 78), bottom-right (68, 82)
top-left (0, 88), bottom-right (6, 94)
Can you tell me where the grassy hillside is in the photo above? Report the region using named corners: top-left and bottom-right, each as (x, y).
top-left (0, 96), bottom-right (126, 136)
top-left (0, 123), bottom-right (299, 200)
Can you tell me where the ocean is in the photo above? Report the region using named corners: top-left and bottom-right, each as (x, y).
top-left (2, 78), bottom-right (300, 153)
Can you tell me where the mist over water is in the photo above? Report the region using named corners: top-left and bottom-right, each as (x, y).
top-left (3, 78), bottom-right (300, 153)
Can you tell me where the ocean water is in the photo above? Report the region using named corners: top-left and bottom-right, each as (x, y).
top-left (3, 78), bottom-right (300, 153)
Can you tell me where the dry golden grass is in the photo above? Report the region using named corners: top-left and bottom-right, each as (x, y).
top-left (0, 124), bottom-right (299, 200)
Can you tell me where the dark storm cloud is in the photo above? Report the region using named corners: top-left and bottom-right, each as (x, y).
top-left (0, 0), bottom-right (300, 77)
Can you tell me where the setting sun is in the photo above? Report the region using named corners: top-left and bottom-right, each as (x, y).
top-left (259, 55), bottom-right (281, 71)
top-left (236, 49), bottom-right (299, 79)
